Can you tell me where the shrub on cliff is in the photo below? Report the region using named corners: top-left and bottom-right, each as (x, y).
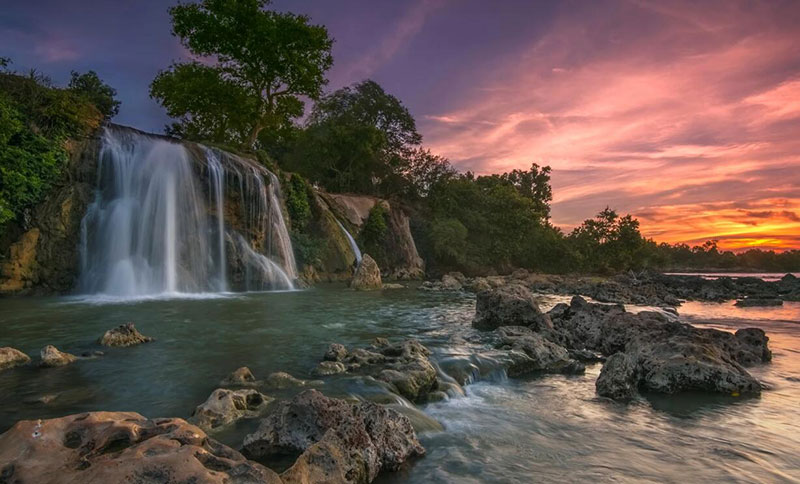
top-left (0, 72), bottom-right (102, 225)
top-left (360, 203), bottom-right (388, 262)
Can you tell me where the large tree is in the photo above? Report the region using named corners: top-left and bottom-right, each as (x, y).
top-left (150, 0), bottom-right (333, 148)
top-left (286, 79), bottom-right (423, 195)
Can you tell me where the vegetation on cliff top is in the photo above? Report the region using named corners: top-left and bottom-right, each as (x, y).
top-left (0, 64), bottom-right (110, 225)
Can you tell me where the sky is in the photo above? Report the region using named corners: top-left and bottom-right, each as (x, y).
top-left (2, 0), bottom-right (799, 251)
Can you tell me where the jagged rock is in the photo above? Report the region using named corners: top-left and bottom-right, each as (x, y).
top-left (314, 361), bottom-right (347, 376)
top-left (324, 343), bottom-right (348, 362)
top-left (221, 366), bottom-right (257, 386)
top-left (473, 285), bottom-right (553, 332)
top-left (316, 339), bottom-right (438, 402)
top-left (351, 254), bottom-right (382, 290)
top-left (440, 274), bottom-right (463, 291)
top-left (735, 298), bottom-right (783, 307)
top-left (243, 390), bottom-right (424, 483)
top-left (98, 322), bottom-right (153, 347)
top-left (0, 411), bottom-right (281, 483)
top-left (189, 388), bottom-right (272, 431)
top-left (495, 326), bottom-right (584, 376)
top-left (39, 345), bottom-right (77, 368)
top-left (733, 328), bottom-right (772, 365)
top-left (466, 277), bottom-right (491, 292)
top-left (596, 353), bottom-right (639, 400)
top-left (0, 347), bottom-right (30, 372)
top-left (548, 296), bottom-right (626, 350)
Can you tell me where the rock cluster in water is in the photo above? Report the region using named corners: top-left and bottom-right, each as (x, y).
top-left (315, 338), bottom-right (442, 403)
top-left (469, 284), bottom-right (772, 401)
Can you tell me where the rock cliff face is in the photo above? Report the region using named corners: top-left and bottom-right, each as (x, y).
top-left (322, 193), bottom-right (425, 280)
top-left (0, 136), bottom-right (100, 294)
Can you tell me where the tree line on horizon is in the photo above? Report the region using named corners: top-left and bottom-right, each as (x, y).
top-left (1, 0), bottom-right (798, 275)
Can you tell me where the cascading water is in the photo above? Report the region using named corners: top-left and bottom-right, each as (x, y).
top-left (336, 219), bottom-right (362, 265)
top-left (78, 126), bottom-right (297, 297)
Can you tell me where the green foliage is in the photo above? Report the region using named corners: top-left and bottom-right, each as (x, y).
top-left (68, 70), bottom-right (120, 119)
top-left (429, 217), bottom-right (468, 266)
top-left (285, 80), bottom-right (427, 196)
top-left (285, 173), bottom-right (313, 230)
top-left (567, 208), bottom-right (649, 273)
top-left (0, 73), bottom-right (101, 225)
top-left (150, 0), bottom-right (333, 149)
top-left (359, 203), bottom-right (389, 259)
top-left (421, 165), bottom-right (554, 274)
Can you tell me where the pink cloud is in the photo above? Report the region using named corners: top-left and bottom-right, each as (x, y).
top-left (419, 1), bottom-right (800, 250)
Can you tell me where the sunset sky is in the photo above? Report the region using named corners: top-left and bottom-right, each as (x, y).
top-left (3, 0), bottom-right (799, 251)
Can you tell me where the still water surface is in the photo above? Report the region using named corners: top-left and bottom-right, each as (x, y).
top-left (0, 286), bottom-right (798, 483)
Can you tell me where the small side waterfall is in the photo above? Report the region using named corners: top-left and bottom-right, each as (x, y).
top-left (336, 219), bottom-right (362, 265)
top-left (78, 126), bottom-right (297, 297)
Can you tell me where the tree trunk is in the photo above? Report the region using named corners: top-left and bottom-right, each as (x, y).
top-left (247, 122), bottom-right (263, 149)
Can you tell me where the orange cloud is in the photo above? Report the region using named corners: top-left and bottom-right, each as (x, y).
top-left (419, 1), bottom-right (800, 251)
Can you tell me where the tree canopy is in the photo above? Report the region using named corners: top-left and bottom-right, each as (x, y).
top-left (68, 70), bottom-right (120, 119)
top-left (285, 80), bottom-right (424, 195)
top-left (150, 0), bottom-right (333, 148)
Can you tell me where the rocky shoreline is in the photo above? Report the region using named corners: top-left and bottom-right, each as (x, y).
top-left (0, 280), bottom-right (778, 483)
top-left (421, 270), bottom-right (800, 306)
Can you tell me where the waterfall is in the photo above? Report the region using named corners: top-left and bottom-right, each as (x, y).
top-left (206, 149), bottom-right (227, 291)
top-left (336, 220), bottom-right (362, 265)
top-left (78, 126), bottom-right (297, 297)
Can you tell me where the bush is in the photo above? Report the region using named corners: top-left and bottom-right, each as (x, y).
top-left (0, 73), bottom-right (102, 225)
top-left (359, 203), bottom-right (388, 255)
top-left (284, 173), bottom-right (313, 230)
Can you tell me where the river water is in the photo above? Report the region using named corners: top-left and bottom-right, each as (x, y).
top-left (0, 286), bottom-right (798, 483)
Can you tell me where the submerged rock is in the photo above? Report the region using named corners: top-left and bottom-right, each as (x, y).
top-left (39, 345), bottom-right (77, 368)
top-left (190, 388), bottom-right (272, 431)
top-left (242, 389), bottom-right (424, 483)
top-left (264, 371), bottom-right (319, 390)
top-left (221, 366), bottom-right (257, 386)
top-left (473, 285), bottom-right (552, 332)
top-left (98, 322), bottom-right (153, 347)
top-left (351, 254), bottom-right (382, 290)
top-left (0, 411), bottom-right (281, 483)
top-left (313, 360), bottom-right (347, 376)
top-left (0, 347), bottom-right (30, 372)
top-left (734, 298), bottom-right (783, 307)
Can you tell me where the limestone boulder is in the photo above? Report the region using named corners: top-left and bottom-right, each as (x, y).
top-left (0, 347), bottom-right (30, 372)
top-left (351, 254), bottom-right (382, 290)
top-left (98, 322), bottom-right (153, 347)
top-left (0, 411), bottom-right (281, 483)
top-left (39, 345), bottom-right (77, 368)
top-left (242, 390), bottom-right (424, 483)
top-left (189, 388), bottom-right (272, 431)
top-left (473, 285), bottom-right (553, 332)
